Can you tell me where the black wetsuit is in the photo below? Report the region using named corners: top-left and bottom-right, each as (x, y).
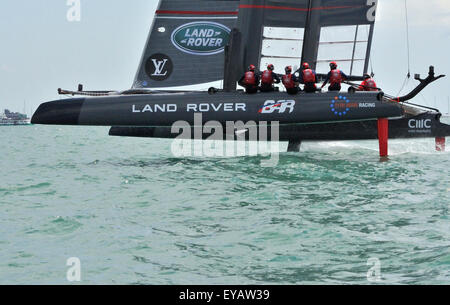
top-left (260, 71), bottom-right (281, 92)
top-left (238, 72), bottom-right (260, 94)
top-left (322, 69), bottom-right (348, 91)
top-left (298, 69), bottom-right (318, 93)
top-left (282, 73), bottom-right (300, 95)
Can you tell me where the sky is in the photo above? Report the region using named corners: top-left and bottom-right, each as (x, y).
top-left (0, 0), bottom-right (450, 115)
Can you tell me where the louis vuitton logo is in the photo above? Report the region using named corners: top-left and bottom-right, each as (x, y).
top-left (145, 53), bottom-right (173, 81)
top-left (151, 59), bottom-right (169, 76)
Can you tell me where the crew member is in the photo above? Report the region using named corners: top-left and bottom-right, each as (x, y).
top-left (238, 64), bottom-right (260, 94)
top-left (282, 66), bottom-right (300, 95)
top-left (298, 62), bottom-right (317, 93)
top-left (320, 61), bottom-right (348, 91)
top-left (358, 73), bottom-right (379, 91)
top-left (260, 64), bottom-right (280, 92)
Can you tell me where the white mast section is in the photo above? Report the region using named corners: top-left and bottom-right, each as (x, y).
top-left (316, 25), bottom-right (370, 75)
top-left (260, 27), bottom-right (304, 75)
top-left (260, 25), bottom-right (371, 76)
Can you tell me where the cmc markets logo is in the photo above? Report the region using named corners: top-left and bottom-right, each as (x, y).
top-left (171, 22), bottom-right (231, 55)
top-left (409, 119), bottom-right (432, 129)
top-left (259, 100), bottom-right (295, 114)
top-left (408, 118), bottom-right (432, 134)
top-left (145, 53), bottom-right (173, 81)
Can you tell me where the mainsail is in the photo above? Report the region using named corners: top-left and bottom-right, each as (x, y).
top-left (133, 0), bottom-right (239, 89)
top-left (133, 0), bottom-right (377, 88)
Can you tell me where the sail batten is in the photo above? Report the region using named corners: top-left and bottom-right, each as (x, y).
top-left (155, 10), bottom-right (239, 15)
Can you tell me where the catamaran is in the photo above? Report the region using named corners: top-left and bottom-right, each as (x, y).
top-left (31, 0), bottom-right (450, 155)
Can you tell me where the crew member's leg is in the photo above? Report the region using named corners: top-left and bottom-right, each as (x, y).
top-left (328, 84), bottom-right (341, 92)
top-left (287, 87), bottom-right (299, 95)
top-left (304, 83), bottom-right (316, 93)
top-left (260, 85), bottom-right (275, 92)
top-left (246, 86), bottom-right (258, 94)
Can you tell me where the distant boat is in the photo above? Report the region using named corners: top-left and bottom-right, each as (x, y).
top-left (0, 109), bottom-right (31, 126)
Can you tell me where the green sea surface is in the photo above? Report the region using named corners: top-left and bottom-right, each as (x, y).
top-left (0, 125), bottom-right (449, 284)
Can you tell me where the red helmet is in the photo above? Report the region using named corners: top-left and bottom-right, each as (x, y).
top-left (285, 66), bottom-right (292, 73)
top-left (248, 64), bottom-right (256, 72)
top-left (267, 64), bottom-right (274, 71)
top-left (330, 61), bottom-right (338, 69)
top-left (302, 62), bottom-right (310, 69)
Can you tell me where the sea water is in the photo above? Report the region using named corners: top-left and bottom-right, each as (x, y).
top-left (0, 124), bottom-right (449, 284)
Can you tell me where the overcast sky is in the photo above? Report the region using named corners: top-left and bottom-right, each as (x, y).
top-left (1, 0), bottom-right (449, 115)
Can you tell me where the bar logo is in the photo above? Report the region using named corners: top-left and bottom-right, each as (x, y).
top-left (259, 100), bottom-right (296, 114)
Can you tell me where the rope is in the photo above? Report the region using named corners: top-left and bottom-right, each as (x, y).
top-left (397, 0), bottom-right (411, 96)
top-left (404, 0), bottom-right (411, 78)
top-left (416, 92), bottom-right (428, 108)
top-left (397, 75), bottom-right (410, 96)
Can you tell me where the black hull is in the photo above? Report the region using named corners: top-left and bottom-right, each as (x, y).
top-left (109, 113), bottom-right (450, 141)
top-left (32, 91), bottom-right (450, 143)
top-left (32, 91), bottom-right (402, 126)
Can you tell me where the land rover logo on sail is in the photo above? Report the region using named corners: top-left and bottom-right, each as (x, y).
top-left (145, 53), bottom-right (173, 81)
top-left (171, 22), bottom-right (231, 55)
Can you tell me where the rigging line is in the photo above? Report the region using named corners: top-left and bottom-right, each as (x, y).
top-left (417, 92), bottom-right (428, 106)
top-left (397, 74), bottom-right (410, 97)
top-left (404, 0), bottom-right (411, 78)
top-left (397, 0), bottom-right (412, 96)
